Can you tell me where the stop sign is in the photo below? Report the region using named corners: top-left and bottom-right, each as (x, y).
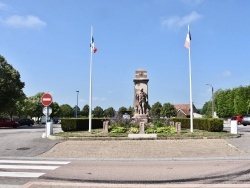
top-left (41, 93), bottom-right (53, 106)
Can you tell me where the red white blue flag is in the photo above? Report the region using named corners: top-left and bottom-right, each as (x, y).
top-left (91, 37), bottom-right (98, 53)
top-left (184, 27), bottom-right (191, 49)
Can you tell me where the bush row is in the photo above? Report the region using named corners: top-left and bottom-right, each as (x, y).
top-left (61, 117), bottom-right (224, 132)
top-left (170, 118), bottom-right (223, 132)
top-left (61, 118), bottom-right (105, 132)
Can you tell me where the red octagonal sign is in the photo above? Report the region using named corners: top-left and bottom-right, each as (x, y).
top-left (41, 93), bottom-right (53, 106)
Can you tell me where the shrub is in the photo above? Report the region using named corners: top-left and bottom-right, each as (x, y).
top-left (145, 127), bottom-right (156, 134)
top-left (129, 127), bottom-right (139, 133)
top-left (61, 118), bottom-right (105, 132)
top-left (169, 118), bottom-right (223, 132)
top-left (110, 126), bottom-right (127, 133)
top-left (110, 115), bottom-right (132, 128)
top-left (156, 126), bottom-right (176, 133)
top-left (61, 118), bottom-right (77, 132)
top-left (151, 118), bottom-right (169, 127)
top-left (207, 118), bottom-right (223, 132)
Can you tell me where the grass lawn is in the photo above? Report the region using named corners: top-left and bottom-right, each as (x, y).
top-left (52, 128), bottom-right (238, 139)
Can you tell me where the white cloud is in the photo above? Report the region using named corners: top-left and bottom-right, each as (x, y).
top-left (0, 2), bottom-right (8, 10)
top-left (161, 11), bottom-right (201, 28)
top-left (181, 0), bottom-right (204, 5)
top-left (2, 15), bottom-right (46, 29)
top-left (223, 71), bottom-right (231, 77)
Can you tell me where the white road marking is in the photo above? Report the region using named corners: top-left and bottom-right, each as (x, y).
top-left (0, 172), bottom-right (45, 178)
top-left (0, 160), bottom-right (69, 165)
top-left (0, 159), bottom-right (70, 178)
top-left (0, 165), bottom-right (59, 170)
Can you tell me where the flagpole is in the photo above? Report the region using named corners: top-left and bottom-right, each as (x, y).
top-left (187, 24), bottom-right (193, 133)
top-left (89, 26), bottom-right (93, 132)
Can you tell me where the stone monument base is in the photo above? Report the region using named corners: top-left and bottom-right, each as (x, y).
top-left (133, 114), bottom-right (149, 123)
top-left (128, 134), bottom-right (157, 139)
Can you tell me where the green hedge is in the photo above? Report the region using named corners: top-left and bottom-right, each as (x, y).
top-left (170, 118), bottom-right (223, 132)
top-left (61, 118), bottom-right (107, 132)
top-left (61, 117), bottom-right (223, 132)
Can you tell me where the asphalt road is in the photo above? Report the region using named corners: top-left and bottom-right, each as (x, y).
top-left (1, 122), bottom-right (250, 188)
top-left (224, 123), bottom-right (250, 153)
top-left (0, 124), bottom-right (62, 157)
top-left (1, 122), bottom-right (249, 158)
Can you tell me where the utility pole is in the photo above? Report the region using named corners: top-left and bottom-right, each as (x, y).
top-left (206, 84), bottom-right (214, 118)
top-left (76, 91), bottom-right (79, 118)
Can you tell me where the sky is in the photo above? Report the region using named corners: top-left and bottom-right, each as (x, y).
top-left (0, 0), bottom-right (250, 111)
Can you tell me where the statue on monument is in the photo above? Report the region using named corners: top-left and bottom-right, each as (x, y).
top-left (135, 88), bottom-right (148, 114)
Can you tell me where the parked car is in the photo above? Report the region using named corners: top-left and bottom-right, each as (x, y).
top-left (241, 114), bottom-right (250, 126)
top-left (231, 115), bottom-right (243, 125)
top-left (0, 118), bottom-right (19, 128)
top-left (41, 116), bottom-right (51, 124)
top-left (17, 118), bottom-right (34, 126)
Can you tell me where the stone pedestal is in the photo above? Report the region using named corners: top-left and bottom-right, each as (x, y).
top-left (133, 114), bottom-right (149, 123)
top-left (175, 122), bottom-right (181, 134)
top-left (139, 122), bottom-right (145, 134)
top-left (103, 120), bottom-right (109, 133)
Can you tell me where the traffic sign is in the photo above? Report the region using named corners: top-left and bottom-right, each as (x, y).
top-left (43, 107), bottom-right (52, 116)
top-left (41, 93), bottom-right (53, 106)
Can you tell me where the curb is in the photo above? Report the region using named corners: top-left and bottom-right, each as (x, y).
top-left (48, 134), bottom-right (241, 141)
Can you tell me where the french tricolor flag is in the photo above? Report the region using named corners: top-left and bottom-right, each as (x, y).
top-left (184, 26), bottom-right (191, 49)
top-left (91, 37), bottom-right (98, 53)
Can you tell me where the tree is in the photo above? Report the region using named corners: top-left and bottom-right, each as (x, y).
top-left (118, 106), bottom-right (127, 116)
top-left (81, 105), bottom-right (89, 117)
top-left (10, 94), bottom-right (26, 118)
top-left (60, 104), bottom-right (74, 117)
top-left (215, 89), bottom-right (234, 117)
top-left (202, 85), bottom-right (250, 118)
top-left (103, 107), bottom-right (115, 117)
top-left (0, 55), bottom-right (25, 113)
top-left (50, 102), bottom-right (60, 118)
top-left (92, 106), bottom-right (103, 118)
top-left (247, 99), bottom-right (250, 114)
top-left (127, 106), bottom-right (134, 116)
top-left (26, 92), bottom-right (45, 119)
top-left (150, 102), bottom-right (162, 118)
top-left (73, 105), bottom-right (80, 117)
top-left (232, 86), bottom-right (249, 115)
top-left (201, 101), bottom-right (212, 117)
top-left (160, 102), bottom-right (177, 118)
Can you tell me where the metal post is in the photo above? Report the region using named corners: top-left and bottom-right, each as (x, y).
top-left (89, 26), bottom-right (93, 132)
top-left (76, 91), bottom-right (79, 118)
top-left (45, 107), bottom-right (48, 137)
top-left (206, 84), bottom-right (214, 118)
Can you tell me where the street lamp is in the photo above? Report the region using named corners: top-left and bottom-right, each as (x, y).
top-left (76, 91), bottom-right (79, 118)
top-left (206, 84), bottom-right (214, 118)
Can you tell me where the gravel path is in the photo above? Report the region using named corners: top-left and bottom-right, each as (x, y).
top-left (39, 139), bottom-right (248, 158)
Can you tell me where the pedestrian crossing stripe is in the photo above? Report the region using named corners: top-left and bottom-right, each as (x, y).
top-left (0, 172), bottom-right (45, 178)
top-left (0, 165), bottom-right (59, 170)
top-left (0, 160), bottom-right (69, 165)
top-left (0, 159), bottom-right (70, 178)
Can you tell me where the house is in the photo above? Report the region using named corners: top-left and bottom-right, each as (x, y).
top-left (173, 104), bottom-right (198, 118)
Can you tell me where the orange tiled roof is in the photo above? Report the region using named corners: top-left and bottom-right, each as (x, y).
top-left (174, 104), bottom-right (194, 116)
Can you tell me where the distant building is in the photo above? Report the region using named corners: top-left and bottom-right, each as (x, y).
top-left (119, 110), bottom-right (132, 119)
top-left (193, 113), bottom-right (203, 118)
top-left (173, 104), bottom-right (198, 118)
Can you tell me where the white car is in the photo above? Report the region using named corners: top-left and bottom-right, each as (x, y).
top-left (242, 114), bottom-right (250, 126)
